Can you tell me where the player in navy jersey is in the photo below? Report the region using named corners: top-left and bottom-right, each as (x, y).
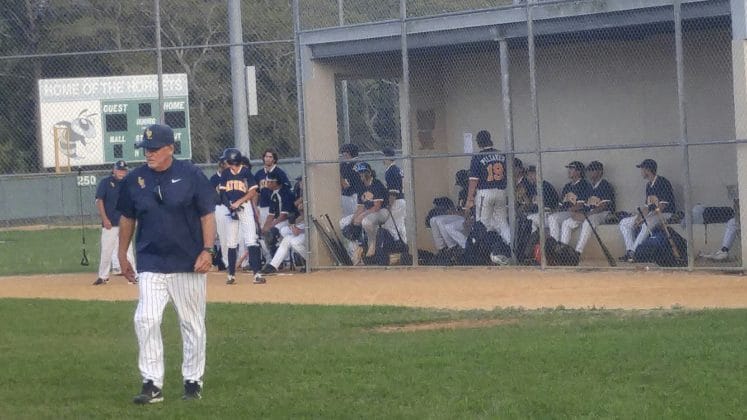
top-left (339, 143), bottom-right (364, 217)
top-left (465, 130), bottom-right (511, 245)
top-left (117, 124), bottom-right (216, 403)
top-left (559, 161), bottom-right (615, 256)
top-left (261, 173), bottom-right (296, 258)
top-left (209, 157), bottom-right (229, 271)
top-left (339, 161), bottom-right (391, 261)
top-left (430, 170), bottom-right (470, 259)
top-left (525, 165), bottom-right (561, 234)
top-left (382, 147), bottom-right (407, 243)
top-left (219, 148), bottom-right (264, 284)
top-left (254, 149), bottom-right (290, 257)
top-left (618, 159), bottom-right (677, 262)
top-left (540, 161), bottom-right (592, 243)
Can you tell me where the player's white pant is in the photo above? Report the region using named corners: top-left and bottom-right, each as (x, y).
top-left (214, 204), bottom-right (230, 268)
top-left (341, 194), bottom-right (358, 218)
top-left (619, 212), bottom-right (671, 252)
top-left (134, 272), bottom-right (206, 389)
top-left (723, 217), bottom-right (740, 249)
top-left (430, 214), bottom-right (464, 250)
top-left (258, 206), bottom-right (271, 260)
top-left (340, 209), bottom-right (389, 255)
top-left (384, 199), bottom-right (406, 243)
top-left (560, 211), bottom-right (609, 253)
top-left (223, 204), bottom-right (260, 249)
top-left (98, 226), bottom-right (135, 280)
top-left (475, 188), bottom-right (510, 244)
top-left (270, 231), bottom-right (306, 269)
top-left (444, 218), bottom-right (468, 249)
top-left (528, 212), bottom-right (549, 233)
top-left (545, 211), bottom-right (572, 242)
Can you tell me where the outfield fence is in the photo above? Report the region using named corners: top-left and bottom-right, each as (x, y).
top-left (0, 0), bottom-right (742, 272)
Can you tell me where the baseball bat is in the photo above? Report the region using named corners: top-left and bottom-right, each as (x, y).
top-left (324, 214), bottom-right (353, 266)
top-left (636, 207), bottom-right (652, 235)
top-left (311, 216), bottom-right (344, 265)
top-left (77, 168), bottom-right (90, 266)
top-left (583, 211), bottom-right (616, 267)
top-left (317, 215), bottom-right (352, 266)
top-left (655, 208), bottom-right (682, 260)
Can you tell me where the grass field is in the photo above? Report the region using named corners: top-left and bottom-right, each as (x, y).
top-left (0, 228), bottom-right (99, 276)
top-left (0, 299), bottom-right (745, 419)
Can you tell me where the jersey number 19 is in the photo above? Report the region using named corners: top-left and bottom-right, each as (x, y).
top-left (486, 163), bottom-right (504, 182)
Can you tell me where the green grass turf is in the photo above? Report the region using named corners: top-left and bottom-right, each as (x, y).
top-left (0, 300), bottom-right (745, 419)
top-left (0, 228), bottom-right (100, 276)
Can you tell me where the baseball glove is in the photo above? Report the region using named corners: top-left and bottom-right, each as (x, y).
top-left (342, 224), bottom-right (363, 241)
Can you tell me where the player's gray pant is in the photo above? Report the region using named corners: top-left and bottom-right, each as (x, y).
top-left (619, 212), bottom-right (671, 252)
top-left (270, 225), bottom-right (305, 268)
top-left (475, 188), bottom-right (510, 245)
top-left (429, 214), bottom-right (464, 250)
top-left (341, 194), bottom-right (358, 218)
top-left (98, 226), bottom-right (135, 280)
top-left (134, 272), bottom-right (206, 389)
top-left (340, 209), bottom-right (390, 256)
top-left (722, 217), bottom-right (739, 249)
top-left (560, 211), bottom-right (609, 254)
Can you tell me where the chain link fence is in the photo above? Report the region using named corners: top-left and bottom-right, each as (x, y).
top-left (1, 0), bottom-right (743, 273)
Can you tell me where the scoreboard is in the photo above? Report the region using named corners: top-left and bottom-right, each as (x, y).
top-left (38, 74), bottom-right (191, 169)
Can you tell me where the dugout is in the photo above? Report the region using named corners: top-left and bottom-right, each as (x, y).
top-left (296, 0), bottom-right (746, 267)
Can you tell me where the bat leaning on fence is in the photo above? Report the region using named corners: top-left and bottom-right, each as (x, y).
top-left (583, 211), bottom-right (616, 267)
top-left (655, 208), bottom-right (683, 260)
top-left (323, 214), bottom-right (353, 266)
top-left (311, 216), bottom-right (344, 266)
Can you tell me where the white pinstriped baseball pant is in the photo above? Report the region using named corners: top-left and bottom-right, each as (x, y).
top-left (97, 226), bottom-right (135, 279)
top-left (134, 272), bottom-right (206, 389)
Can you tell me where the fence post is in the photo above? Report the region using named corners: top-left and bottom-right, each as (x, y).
top-left (154, 0), bottom-right (164, 123)
top-left (527, 0), bottom-right (546, 268)
top-left (400, 0), bottom-right (418, 265)
top-left (499, 38), bottom-right (518, 264)
top-left (228, 0), bottom-right (251, 156)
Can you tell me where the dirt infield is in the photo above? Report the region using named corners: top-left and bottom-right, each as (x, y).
top-left (1, 268), bottom-right (746, 310)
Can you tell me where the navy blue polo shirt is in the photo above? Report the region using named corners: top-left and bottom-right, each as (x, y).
top-left (559, 179), bottom-right (592, 209)
top-left (341, 161), bottom-right (365, 196)
top-left (255, 165), bottom-right (290, 208)
top-left (588, 179), bottom-right (615, 213)
top-left (526, 180), bottom-right (560, 212)
top-left (358, 178), bottom-right (388, 209)
top-left (117, 159), bottom-right (215, 273)
top-left (95, 175), bottom-right (124, 227)
top-left (469, 148), bottom-right (507, 190)
top-left (385, 163), bottom-right (404, 200)
top-left (269, 185), bottom-right (297, 220)
top-left (646, 175), bottom-right (676, 213)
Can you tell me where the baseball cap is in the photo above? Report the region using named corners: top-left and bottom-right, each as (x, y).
top-left (587, 161), bottom-right (603, 171)
top-left (113, 160), bottom-right (128, 171)
top-left (513, 157), bottom-right (523, 169)
top-left (636, 159), bottom-right (657, 172)
top-left (353, 161), bottom-right (372, 173)
top-left (565, 161), bottom-right (585, 171)
top-left (527, 165), bottom-right (537, 173)
top-left (382, 147), bottom-right (396, 157)
top-left (339, 143), bottom-right (359, 157)
top-left (137, 124), bottom-right (175, 149)
top-left (265, 172), bottom-right (280, 182)
top-left (455, 169), bottom-right (469, 185)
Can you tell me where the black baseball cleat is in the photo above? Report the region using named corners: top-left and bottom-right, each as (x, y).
top-left (253, 273), bottom-right (266, 284)
top-left (618, 250), bottom-right (635, 263)
top-left (133, 380), bottom-right (163, 404)
top-left (260, 264), bottom-right (277, 275)
top-left (92, 278), bottom-right (108, 286)
top-left (226, 275), bottom-right (236, 285)
top-left (182, 380), bottom-right (202, 400)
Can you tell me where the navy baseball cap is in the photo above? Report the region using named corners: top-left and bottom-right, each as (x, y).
top-left (382, 147), bottom-right (396, 157)
top-left (636, 159), bottom-right (657, 172)
top-left (587, 161), bottom-right (604, 171)
top-left (113, 160), bottom-right (128, 171)
top-left (353, 161), bottom-right (372, 173)
top-left (566, 161), bottom-right (585, 171)
top-left (137, 124), bottom-right (174, 149)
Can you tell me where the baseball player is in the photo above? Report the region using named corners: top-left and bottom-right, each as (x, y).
top-left (465, 130), bottom-right (511, 245)
top-left (525, 165), bottom-right (561, 233)
top-left (430, 170), bottom-right (470, 256)
top-left (339, 162), bottom-right (390, 260)
top-left (339, 143), bottom-right (364, 217)
top-left (382, 147), bottom-right (407, 243)
top-left (209, 157), bottom-right (229, 271)
top-left (559, 160), bottom-right (615, 255)
top-left (261, 172), bottom-right (296, 258)
top-left (93, 160), bottom-right (136, 285)
top-left (219, 148), bottom-right (264, 285)
top-left (117, 124), bottom-right (216, 403)
top-left (533, 161), bottom-right (591, 242)
top-left (254, 149), bottom-right (290, 257)
top-left (618, 158), bottom-right (677, 262)
top-left (701, 210), bottom-right (740, 261)
top-left (261, 192), bottom-right (306, 275)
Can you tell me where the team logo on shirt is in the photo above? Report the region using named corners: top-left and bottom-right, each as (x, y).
top-left (145, 129), bottom-right (153, 140)
top-left (361, 191), bottom-right (374, 202)
top-left (138, 177), bottom-right (145, 189)
top-left (110, 181), bottom-right (115, 188)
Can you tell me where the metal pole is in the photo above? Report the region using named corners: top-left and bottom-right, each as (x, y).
top-left (400, 0), bottom-right (418, 265)
top-left (339, 0), bottom-right (352, 144)
top-left (674, 0), bottom-right (695, 269)
top-left (527, 0), bottom-right (546, 268)
top-left (499, 38), bottom-right (518, 264)
top-left (228, 0), bottom-right (251, 156)
top-left (292, 0), bottom-right (313, 271)
top-left (154, 0), bottom-right (164, 123)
